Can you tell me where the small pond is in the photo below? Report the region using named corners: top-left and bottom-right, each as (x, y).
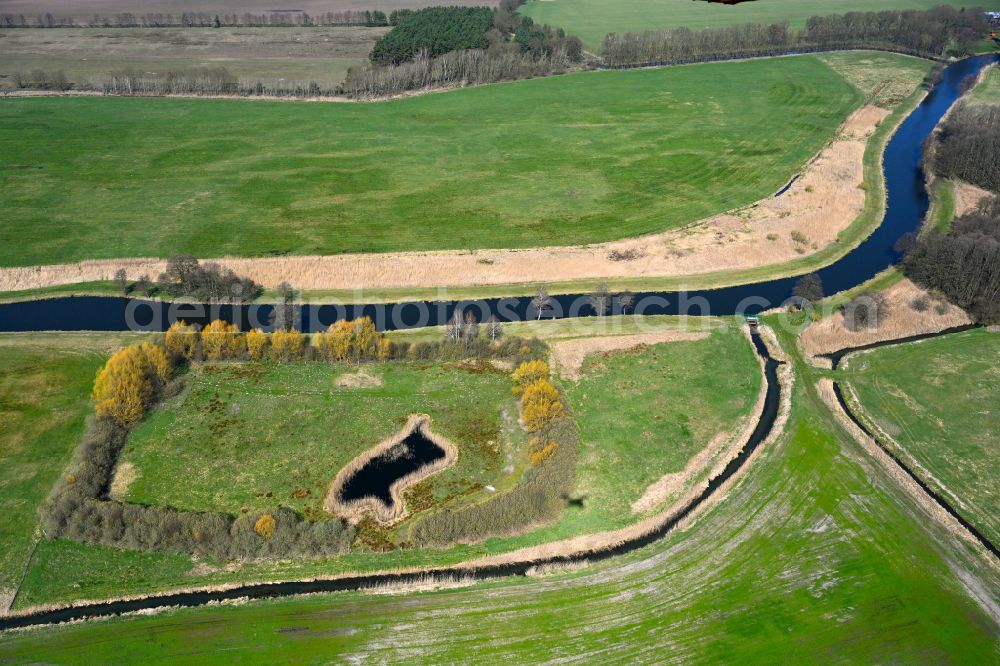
top-left (339, 428), bottom-right (447, 508)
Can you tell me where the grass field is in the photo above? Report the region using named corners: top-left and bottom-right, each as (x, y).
top-left (0, 0), bottom-right (486, 21)
top-left (969, 63), bottom-right (1000, 105)
top-left (0, 342), bottom-right (105, 609)
top-left (842, 328), bottom-right (1000, 547)
top-left (0, 55), bottom-right (859, 267)
top-left (0, 26), bottom-right (386, 90)
top-left (2, 321), bottom-right (997, 662)
top-left (10, 319), bottom-right (766, 607)
top-left (0, 334), bottom-right (145, 609)
top-left (521, 0), bottom-right (1000, 50)
top-left (122, 361), bottom-right (518, 520)
top-left (562, 327), bottom-right (759, 527)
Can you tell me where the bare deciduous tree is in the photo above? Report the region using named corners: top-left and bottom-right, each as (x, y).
top-left (531, 285), bottom-right (552, 321)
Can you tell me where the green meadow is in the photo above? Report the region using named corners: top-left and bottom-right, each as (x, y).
top-left (2, 320), bottom-right (997, 662)
top-left (843, 328), bottom-right (1000, 546)
top-left (521, 0), bottom-right (1000, 50)
top-left (0, 55), bottom-right (858, 266)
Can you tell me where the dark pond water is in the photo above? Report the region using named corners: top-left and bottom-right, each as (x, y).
top-left (339, 429), bottom-right (446, 507)
top-left (0, 55), bottom-right (995, 334)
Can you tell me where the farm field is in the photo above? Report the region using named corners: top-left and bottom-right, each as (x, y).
top-left (842, 328), bottom-right (1000, 547)
top-left (9, 319), bottom-right (763, 607)
top-left (2, 322), bottom-right (998, 662)
top-left (0, 55), bottom-right (860, 267)
top-left (521, 0), bottom-right (1000, 50)
top-left (0, 0), bottom-right (487, 21)
top-left (0, 26), bottom-right (387, 90)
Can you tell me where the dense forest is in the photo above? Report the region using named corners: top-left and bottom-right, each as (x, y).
top-left (905, 94), bottom-right (1000, 325)
top-left (602, 6), bottom-right (987, 66)
top-left (932, 103), bottom-right (1000, 192)
top-left (906, 195), bottom-right (1000, 324)
top-left (370, 6), bottom-right (494, 65)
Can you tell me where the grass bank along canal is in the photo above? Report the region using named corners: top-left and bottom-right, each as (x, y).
top-left (0, 54), bottom-right (997, 333)
top-left (0, 328), bottom-right (782, 630)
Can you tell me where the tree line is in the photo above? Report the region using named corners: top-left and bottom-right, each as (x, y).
top-left (1, 10), bottom-right (395, 28)
top-left (602, 6), bottom-right (988, 67)
top-left (904, 92), bottom-right (1000, 325)
top-left (343, 0), bottom-right (582, 97)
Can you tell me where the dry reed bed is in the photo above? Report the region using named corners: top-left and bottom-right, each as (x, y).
top-left (461, 324), bottom-right (786, 567)
top-left (952, 180), bottom-right (993, 218)
top-left (799, 277), bottom-right (972, 362)
top-left (551, 329), bottom-right (712, 381)
top-left (0, 107), bottom-right (884, 293)
top-left (324, 414), bottom-right (458, 525)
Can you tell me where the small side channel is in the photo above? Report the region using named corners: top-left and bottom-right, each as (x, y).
top-left (0, 330), bottom-right (784, 631)
top-left (831, 382), bottom-right (1000, 560)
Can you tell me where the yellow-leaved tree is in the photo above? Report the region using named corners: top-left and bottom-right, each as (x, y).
top-left (317, 320), bottom-right (353, 362)
top-left (519, 378), bottom-right (563, 433)
top-left (93, 343), bottom-right (171, 427)
top-left (254, 514), bottom-right (276, 540)
top-left (201, 319), bottom-right (246, 361)
top-left (511, 360), bottom-right (549, 396)
top-left (315, 317), bottom-right (386, 363)
top-left (270, 329), bottom-right (306, 361)
top-left (164, 320), bottom-right (199, 360)
top-left (246, 328), bottom-right (269, 360)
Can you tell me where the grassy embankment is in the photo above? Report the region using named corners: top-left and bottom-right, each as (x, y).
top-left (0, 55), bottom-right (857, 268)
top-left (841, 328), bottom-right (1000, 546)
top-left (1, 318), bottom-right (997, 662)
top-left (0, 26), bottom-right (386, 91)
top-left (520, 0), bottom-right (1000, 50)
top-left (11, 319), bottom-right (759, 607)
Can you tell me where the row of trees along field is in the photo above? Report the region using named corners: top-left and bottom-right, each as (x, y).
top-left (1, 10), bottom-right (399, 28)
top-left (905, 93), bottom-right (1000, 325)
top-left (601, 6), bottom-right (988, 67)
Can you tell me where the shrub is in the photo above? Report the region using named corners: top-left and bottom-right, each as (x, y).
top-left (511, 360), bottom-right (549, 396)
top-left (246, 328), bottom-right (269, 360)
top-left (270, 330), bottom-right (307, 361)
top-left (529, 437), bottom-right (559, 466)
top-left (254, 514), bottom-right (276, 540)
top-left (201, 320), bottom-right (246, 361)
top-left (164, 320), bottom-right (199, 360)
top-left (520, 379), bottom-right (563, 433)
top-left (93, 343), bottom-right (172, 426)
